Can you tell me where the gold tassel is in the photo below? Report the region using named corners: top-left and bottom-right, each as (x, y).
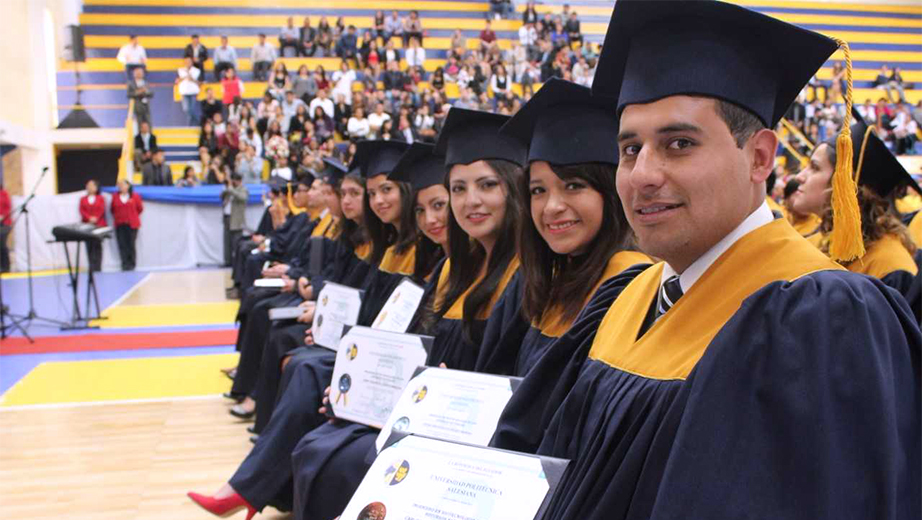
top-left (286, 182), bottom-right (306, 215)
top-left (827, 38), bottom-right (864, 262)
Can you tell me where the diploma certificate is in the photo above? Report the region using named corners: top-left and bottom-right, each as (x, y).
top-left (342, 434), bottom-right (568, 520)
top-left (312, 282), bottom-right (363, 350)
top-left (375, 367), bottom-right (520, 453)
top-left (330, 326), bottom-right (430, 428)
top-left (371, 278), bottom-right (426, 333)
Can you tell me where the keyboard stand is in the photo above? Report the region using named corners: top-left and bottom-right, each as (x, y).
top-left (59, 240), bottom-right (104, 331)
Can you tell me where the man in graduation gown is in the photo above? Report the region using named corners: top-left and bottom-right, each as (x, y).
top-left (528, 2), bottom-right (920, 520)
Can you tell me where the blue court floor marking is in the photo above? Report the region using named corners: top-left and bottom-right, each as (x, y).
top-left (0, 344), bottom-right (236, 396)
top-left (2, 271), bottom-right (148, 336)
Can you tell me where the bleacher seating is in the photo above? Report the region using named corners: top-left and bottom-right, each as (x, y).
top-left (57, 0), bottom-right (922, 181)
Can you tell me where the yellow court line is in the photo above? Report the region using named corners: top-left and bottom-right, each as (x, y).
top-left (1, 269), bottom-right (75, 279)
top-left (0, 354), bottom-right (239, 406)
top-left (90, 301), bottom-right (239, 328)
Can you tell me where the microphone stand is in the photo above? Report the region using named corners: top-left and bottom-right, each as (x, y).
top-left (3, 167), bottom-right (70, 341)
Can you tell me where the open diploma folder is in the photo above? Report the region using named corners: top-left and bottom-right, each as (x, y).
top-left (312, 282), bottom-right (364, 349)
top-left (330, 326), bottom-right (431, 428)
top-left (343, 434), bottom-right (568, 520)
top-left (375, 367), bottom-right (521, 453)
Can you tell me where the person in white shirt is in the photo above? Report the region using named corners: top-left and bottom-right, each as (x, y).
top-left (347, 105), bottom-right (371, 139)
top-left (891, 103), bottom-right (918, 154)
top-left (308, 88), bottom-right (335, 119)
top-left (269, 154), bottom-right (293, 181)
top-left (175, 57), bottom-right (202, 125)
top-left (405, 37), bottom-right (426, 69)
top-left (251, 33), bottom-right (277, 81)
top-left (116, 35), bottom-right (147, 80)
top-left (367, 103), bottom-right (392, 139)
top-left (331, 62), bottom-right (357, 106)
top-left (235, 144), bottom-right (265, 184)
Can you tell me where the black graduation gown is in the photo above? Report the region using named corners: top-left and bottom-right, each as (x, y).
top-left (225, 244), bottom-right (414, 512)
top-left (289, 258), bottom-right (524, 520)
top-left (533, 221), bottom-right (920, 520)
top-left (489, 263), bottom-right (649, 454)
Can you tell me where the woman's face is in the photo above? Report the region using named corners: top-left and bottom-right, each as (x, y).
top-left (117, 180), bottom-right (129, 194)
top-left (86, 180), bottom-right (98, 195)
top-left (322, 183), bottom-right (343, 218)
top-left (528, 161), bottom-right (604, 256)
top-left (366, 174), bottom-right (403, 224)
top-left (449, 160), bottom-right (507, 248)
top-left (792, 143), bottom-right (834, 216)
top-left (308, 178), bottom-right (325, 209)
top-left (415, 184), bottom-right (450, 247)
top-left (340, 178), bottom-right (365, 221)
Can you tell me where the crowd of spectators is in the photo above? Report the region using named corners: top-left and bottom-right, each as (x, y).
top-left (121, 3), bottom-right (919, 187)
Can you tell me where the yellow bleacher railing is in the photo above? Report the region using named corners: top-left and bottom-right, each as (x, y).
top-left (119, 99), bottom-right (135, 182)
top-left (780, 118), bottom-right (816, 151)
top-left (777, 132), bottom-right (809, 169)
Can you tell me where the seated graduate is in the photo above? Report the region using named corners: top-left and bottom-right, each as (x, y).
top-left (476, 78), bottom-right (652, 377)
top-left (226, 141), bottom-right (412, 417)
top-left (286, 108), bottom-right (529, 520)
top-left (228, 184), bottom-right (280, 298)
top-left (529, 2), bottom-right (919, 520)
top-left (790, 111), bottom-right (919, 306)
top-left (782, 178), bottom-right (822, 236)
top-left (189, 141), bottom-right (428, 515)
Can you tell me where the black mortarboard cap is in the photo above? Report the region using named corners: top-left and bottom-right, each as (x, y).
top-left (350, 140), bottom-right (410, 178)
top-left (321, 156), bottom-right (349, 184)
top-left (389, 143), bottom-right (447, 191)
top-left (500, 78), bottom-right (619, 166)
top-left (592, 0), bottom-right (838, 127)
top-left (434, 108), bottom-right (527, 168)
top-left (851, 108), bottom-right (921, 198)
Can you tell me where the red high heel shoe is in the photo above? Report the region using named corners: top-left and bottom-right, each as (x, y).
top-left (187, 491), bottom-right (256, 519)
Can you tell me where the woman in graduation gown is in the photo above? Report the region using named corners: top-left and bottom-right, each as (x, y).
top-left (289, 109), bottom-right (530, 520)
top-left (790, 112), bottom-right (919, 308)
top-left (475, 78), bottom-right (652, 378)
top-left (525, 3), bottom-right (919, 520)
top-left (187, 141), bottom-right (439, 519)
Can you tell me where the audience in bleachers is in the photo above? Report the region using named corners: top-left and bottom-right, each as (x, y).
top-left (142, 5), bottom-right (918, 189)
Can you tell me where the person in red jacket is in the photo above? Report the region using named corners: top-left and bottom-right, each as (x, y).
top-left (110, 179), bottom-right (143, 271)
top-left (0, 186), bottom-right (11, 272)
top-left (79, 179), bottom-right (107, 272)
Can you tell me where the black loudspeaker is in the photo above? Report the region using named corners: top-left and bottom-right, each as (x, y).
top-left (64, 24), bottom-right (86, 63)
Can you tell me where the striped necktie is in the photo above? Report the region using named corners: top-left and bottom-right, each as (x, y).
top-left (656, 275), bottom-right (684, 320)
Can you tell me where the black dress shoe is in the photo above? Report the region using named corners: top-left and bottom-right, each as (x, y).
top-left (246, 425), bottom-right (257, 434)
top-left (249, 435), bottom-right (259, 444)
top-left (230, 404), bottom-right (256, 420)
top-left (222, 391), bottom-right (245, 403)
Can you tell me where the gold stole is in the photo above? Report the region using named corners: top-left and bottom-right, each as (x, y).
top-left (437, 257), bottom-right (521, 320)
top-left (354, 242), bottom-right (372, 261)
top-left (537, 250), bottom-right (653, 338)
top-left (379, 244), bottom-right (417, 275)
top-left (909, 211), bottom-right (922, 248)
top-left (845, 234), bottom-right (918, 278)
top-left (788, 212), bottom-right (822, 237)
top-left (310, 213), bottom-right (334, 238)
top-left (589, 219), bottom-right (842, 381)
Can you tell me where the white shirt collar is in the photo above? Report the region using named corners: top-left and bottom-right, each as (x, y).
top-left (661, 201), bottom-right (774, 294)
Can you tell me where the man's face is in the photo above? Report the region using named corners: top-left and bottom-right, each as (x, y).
top-left (221, 37), bottom-right (228, 47)
top-left (616, 96), bottom-right (767, 272)
top-left (133, 68), bottom-right (144, 80)
top-left (206, 89), bottom-right (214, 100)
top-left (140, 122), bottom-right (150, 134)
top-left (192, 37), bottom-right (199, 45)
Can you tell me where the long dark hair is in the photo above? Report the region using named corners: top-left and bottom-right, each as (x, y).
top-left (437, 159), bottom-right (524, 343)
top-left (362, 175), bottom-right (416, 266)
top-left (519, 162), bottom-right (634, 325)
top-left (816, 139), bottom-right (917, 257)
top-left (338, 173), bottom-right (368, 251)
top-left (412, 186), bottom-right (447, 283)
